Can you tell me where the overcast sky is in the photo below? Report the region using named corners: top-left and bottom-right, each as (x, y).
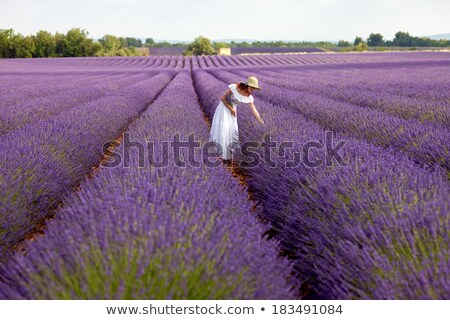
top-left (1, 0), bottom-right (449, 42)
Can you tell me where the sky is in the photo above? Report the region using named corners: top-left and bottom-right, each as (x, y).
top-left (1, 0), bottom-right (449, 42)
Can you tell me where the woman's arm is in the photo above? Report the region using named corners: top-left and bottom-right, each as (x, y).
top-left (221, 89), bottom-right (236, 116)
top-left (249, 102), bottom-right (265, 124)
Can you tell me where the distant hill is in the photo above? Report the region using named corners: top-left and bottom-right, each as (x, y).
top-left (425, 33), bottom-right (450, 40)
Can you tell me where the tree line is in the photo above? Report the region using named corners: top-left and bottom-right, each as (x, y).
top-left (0, 28), bottom-right (141, 58)
top-left (2, 28), bottom-right (449, 58)
top-left (338, 31), bottom-right (450, 48)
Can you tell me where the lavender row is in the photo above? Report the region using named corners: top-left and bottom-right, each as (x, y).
top-left (2, 52), bottom-right (449, 75)
top-left (230, 47), bottom-right (325, 55)
top-left (0, 56), bottom-right (185, 73)
top-left (0, 72), bottom-right (158, 135)
top-left (192, 51), bottom-right (450, 70)
top-left (146, 46), bottom-right (323, 56)
top-left (217, 68), bottom-right (450, 172)
top-left (0, 71), bottom-right (294, 299)
top-left (0, 71), bottom-right (175, 261)
top-left (193, 69), bottom-right (450, 298)
top-left (0, 73), bottom-right (96, 92)
top-left (257, 65), bottom-right (450, 127)
top-left (0, 73), bottom-right (113, 109)
top-left (149, 47), bottom-right (187, 56)
top-left (262, 63), bottom-right (450, 101)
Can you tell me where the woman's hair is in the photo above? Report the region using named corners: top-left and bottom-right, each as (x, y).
top-left (237, 82), bottom-right (249, 91)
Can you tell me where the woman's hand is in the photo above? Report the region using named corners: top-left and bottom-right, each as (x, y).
top-left (230, 108), bottom-right (237, 117)
top-left (249, 102), bottom-right (264, 124)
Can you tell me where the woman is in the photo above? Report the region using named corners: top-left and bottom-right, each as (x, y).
top-left (209, 76), bottom-right (265, 162)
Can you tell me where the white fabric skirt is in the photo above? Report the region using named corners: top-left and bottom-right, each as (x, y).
top-left (209, 101), bottom-right (239, 160)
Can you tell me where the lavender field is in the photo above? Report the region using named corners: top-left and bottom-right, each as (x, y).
top-left (0, 51), bottom-right (449, 299)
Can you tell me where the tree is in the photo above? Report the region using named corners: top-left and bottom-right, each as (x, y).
top-left (0, 29), bottom-right (35, 58)
top-left (125, 37), bottom-right (142, 47)
top-left (65, 28), bottom-right (86, 56)
top-left (99, 34), bottom-right (121, 51)
top-left (238, 41), bottom-right (251, 47)
top-left (155, 41), bottom-right (172, 48)
top-left (145, 37), bottom-right (156, 47)
top-left (0, 29), bottom-right (15, 58)
top-left (367, 33), bottom-right (384, 46)
top-left (0, 27), bottom-right (142, 58)
top-left (213, 41), bottom-right (229, 49)
top-left (118, 37), bottom-right (128, 49)
top-left (353, 36), bottom-right (363, 46)
top-left (54, 32), bottom-right (67, 57)
top-left (337, 40), bottom-right (351, 47)
top-left (274, 40), bottom-right (286, 47)
top-left (13, 34), bottom-right (35, 58)
top-left (183, 36), bottom-right (215, 56)
top-left (99, 34), bottom-right (127, 55)
top-left (97, 34), bottom-right (138, 56)
top-left (354, 41), bottom-right (368, 51)
top-left (393, 31), bottom-right (413, 47)
top-left (33, 30), bottom-right (56, 57)
top-left (65, 28), bottom-right (99, 57)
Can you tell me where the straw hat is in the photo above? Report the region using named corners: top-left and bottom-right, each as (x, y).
top-left (242, 76), bottom-right (261, 89)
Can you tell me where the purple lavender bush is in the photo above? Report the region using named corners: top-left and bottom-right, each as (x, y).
top-left (0, 71), bottom-right (295, 299)
top-left (193, 66), bottom-right (450, 299)
top-left (0, 71), bottom-right (175, 261)
top-left (1, 52), bottom-right (449, 299)
top-left (220, 67), bottom-right (450, 172)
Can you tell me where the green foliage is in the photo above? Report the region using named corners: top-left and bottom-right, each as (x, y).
top-left (213, 41), bottom-right (229, 49)
top-left (12, 34), bottom-right (35, 58)
top-left (144, 37), bottom-right (156, 47)
top-left (354, 36), bottom-right (363, 46)
top-left (0, 29), bottom-right (35, 58)
top-left (125, 37), bottom-right (142, 47)
top-left (183, 36), bottom-right (216, 56)
top-left (0, 28), bottom-right (140, 58)
top-left (95, 34), bottom-right (138, 57)
top-left (33, 30), bottom-right (56, 57)
top-left (98, 34), bottom-right (122, 51)
top-left (367, 33), bottom-right (384, 46)
top-left (64, 28), bottom-right (99, 57)
top-left (223, 40), bottom-right (335, 48)
top-left (345, 31), bottom-right (449, 50)
top-left (337, 40), bottom-right (351, 47)
top-left (1, 27), bottom-right (449, 58)
top-left (393, 31), bottom-right (413, 46)
top-left (54, 32), bottom-right (67, 57)
top-left (0, 29), bottom-right (13, 58)
top-left (391, 31), bottom-right (449, 47)
top-left (354, 41), bottom-right (369, 51)
top-left (238, 41), bottom-right (251, 47)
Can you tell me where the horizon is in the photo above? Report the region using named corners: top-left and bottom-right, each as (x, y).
top-left (1, 0), bottom-right (449, 43)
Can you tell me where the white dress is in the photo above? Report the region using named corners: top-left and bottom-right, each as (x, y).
top-left (209, 83), bottom-right (254, 160)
